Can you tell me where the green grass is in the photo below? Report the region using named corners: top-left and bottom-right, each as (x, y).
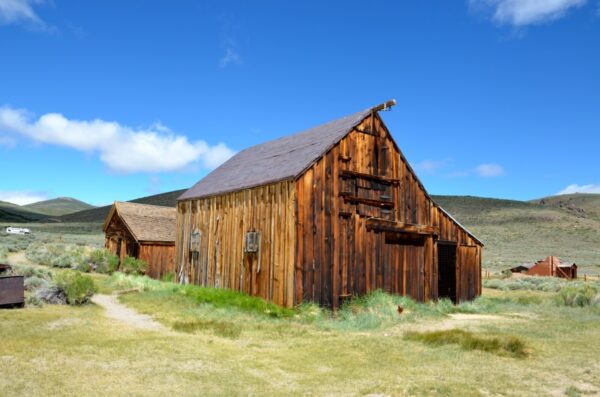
top-left (172, 319), bottom-right (243, 338)
top-left (2, 281), bottom-right (599, 396)
top-left (0, 223), bottom-right (103, 255)
top-left (404, 329), bottom-right (527, 358)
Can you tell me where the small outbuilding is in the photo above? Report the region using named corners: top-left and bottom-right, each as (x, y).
top-left (528, 256), bottom-right (577, 279)
top-left (103, 201), bottom-right (176, 279)
top-left (176, 101), bottom-right (483, 308)
top-left (511, 256), bottom-right (577, 279)
top-left (509, 263), bottom-right (534, 273)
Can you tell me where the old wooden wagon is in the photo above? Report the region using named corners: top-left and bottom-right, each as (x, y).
top-left (103, 201), bottom-right (176, 279)
top-left (176, 101), bottom-right (483, 308)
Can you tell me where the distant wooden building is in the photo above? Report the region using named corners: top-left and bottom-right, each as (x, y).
top-left (103, 202), bottom-right (176, 279)
top-left (512, 256), bottom-right (577, 279)
top-left (176, 101), bottom-right (484, 308)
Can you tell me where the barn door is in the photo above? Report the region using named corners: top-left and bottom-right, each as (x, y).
top-left (457, 245), bottom-right (479, 301)
top-left (437, 242), bottom-right (457, 303)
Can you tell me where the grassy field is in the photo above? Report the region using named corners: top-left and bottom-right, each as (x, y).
top-left (0, 223), bottom-right (104, 255)
top-left (2, 222), bottom-right (600, 396)
top-left (1, 271), bottom-right (599, 396)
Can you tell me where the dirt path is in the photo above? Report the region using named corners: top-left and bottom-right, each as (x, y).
top-left (405, 313), bottom-right (509, 333)
top-left (6, 252), bottom-right (32, 266)
top-left (91, 294), bottom-right (166, 331)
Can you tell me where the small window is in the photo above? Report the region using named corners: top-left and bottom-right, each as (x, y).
top-left (244, 231), bottom-right (260, 253)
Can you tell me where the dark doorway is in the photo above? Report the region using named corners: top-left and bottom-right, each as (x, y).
top-left (437, 243), bottom-right (457, 303)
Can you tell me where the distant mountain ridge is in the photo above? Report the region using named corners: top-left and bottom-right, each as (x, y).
top-left (24, 197), bottom-right (96, 216)
top-left (0, 200), bottom-right (48, 222)
top-left (57, 189), bottom-right (187, 223)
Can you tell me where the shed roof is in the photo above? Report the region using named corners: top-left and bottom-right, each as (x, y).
top-left (179, 108), bottom-right (372, 201)
top-left (103, 201), bottom-right (176, 244)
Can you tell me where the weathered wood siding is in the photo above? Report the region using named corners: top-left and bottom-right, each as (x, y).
top-left (139, 244), bottom-right (176, 280)
top-left (104, 214), bottom-right (137, 262)
top-left (295, 113), bottom-right (482, 307)
top-left (105, 212), bottom-right (176, 280)
top-left (176, 180), bottom-right (296, 307)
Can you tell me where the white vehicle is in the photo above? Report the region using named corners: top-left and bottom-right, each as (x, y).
top-left (5, 227), bottom-right (31, 235)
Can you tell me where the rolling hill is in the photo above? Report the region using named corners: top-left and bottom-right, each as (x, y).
top-left (532, 193), bottom-right (600, 221)
top-left (0, 200), bottom-right (48, 223)
top-left (58, 189), bottom-right (187, 223)
top-left (432, 194), bottom-right (600, 271)
top-left (24, 197), bottom-right (96, 216)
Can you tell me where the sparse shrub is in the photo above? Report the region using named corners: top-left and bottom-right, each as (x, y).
top-left (36, 284), bottom-right (68, 305)
top-left (25, 294), bottom-right (44, 307)
top-left (0, 246), bottom-right (8, 263)
top-left (9, 264), bottom-right (52, 280)
top-left (555, 284), bottom-right (599, 307)
top-left (172, 319), bottom-right (242, 338)
top-left (591, 294), bottom-right (600, 308)
top-left (404, 329), bottom-right (527, 358)
top-left (88, 249), bottom-right (119, 274)
top-left (53, 253), bottom-right (76, 268)
top-left (160, 271), bottom-right (175, 283)
top-left (75, 261), bottom-right (93, 273)
top-left (109, 272), bottom-right (162, 291)
top-left (120, 256), bottom-right (148, 275)
top-left (24, 275), bottom-right (49, 291)
top-left (565, 386), bottom-right (584, 397)
top-left (54, 271), bottom-right (97, 305)
top-left (297, 303), bottom-right (326, 324)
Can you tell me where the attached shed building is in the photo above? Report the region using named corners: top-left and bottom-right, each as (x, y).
top-left (176, 101), bottom-right (483, 308)
top-left (103, 201), bottom-right (176, 279)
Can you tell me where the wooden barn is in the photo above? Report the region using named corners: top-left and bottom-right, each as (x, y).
top-left (513, 256), bottom-right (577, 279)
top-left (176, 101), bottom-right (483, 308)
top-left (103, 202), bottom-right (176, 279)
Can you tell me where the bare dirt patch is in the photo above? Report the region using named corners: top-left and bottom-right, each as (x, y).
top-left (91, 294), bottom-right (165, 331)
top-left (7, 252), bottom-right (32, 266)
top-left (406, 313), bottom-right (508, 333)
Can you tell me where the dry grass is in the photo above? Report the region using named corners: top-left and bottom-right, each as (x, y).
top-left (1, 280), bottom-right (600, 396)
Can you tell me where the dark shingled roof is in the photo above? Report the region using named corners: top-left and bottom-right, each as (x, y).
top-left (179, 108), bottom-right (372, 200)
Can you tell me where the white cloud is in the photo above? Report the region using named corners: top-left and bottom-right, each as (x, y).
top-left (219, 46), bottom-right (242, 68)
top-left (0, 0), bottom-right (44, 26)
top-left (415, 159), bottom-right (451, 174)
top-left (557, 183), bottom-right (600, 195)
top-left (0, 190), bottom-right (48, 205)
top-left (475, 163), bottom-right (504, 177)
top-left (470, 0), bottom-right (587, 26)
top-left (0, 106), bottom-right (235, 173)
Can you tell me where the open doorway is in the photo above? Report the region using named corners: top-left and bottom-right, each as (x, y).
top-left (437, 242), bottom-right (457, 303)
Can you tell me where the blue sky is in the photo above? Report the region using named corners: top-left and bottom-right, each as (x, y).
top-left (0, 0), bottom-right (599, 206)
